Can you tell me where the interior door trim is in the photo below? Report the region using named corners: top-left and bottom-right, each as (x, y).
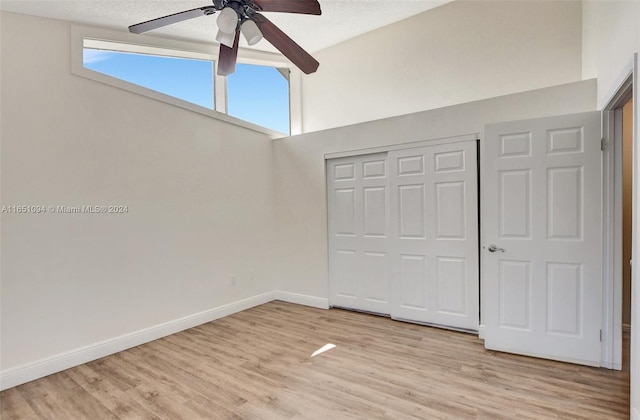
top-left (601, 71), bottom-right (633, 370)
top-left (324, 134), bottom-right (478, 160)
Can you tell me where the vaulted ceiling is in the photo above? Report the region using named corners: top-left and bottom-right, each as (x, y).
top-left (0, 0), bottom-right (452, 54)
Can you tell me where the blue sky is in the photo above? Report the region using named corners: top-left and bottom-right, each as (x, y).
top-left (84, 48), bottom-right (289, 134)
top-left (228, 64), bottom-right (289, 134)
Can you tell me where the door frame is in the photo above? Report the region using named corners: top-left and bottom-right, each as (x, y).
top-left (601, 66), bottom-right (633, 370)
top-left (324, 134), bottom-right (479, 160)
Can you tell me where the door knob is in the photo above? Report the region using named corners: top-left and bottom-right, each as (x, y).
top-left (488, 244), bottom-right (505, 253)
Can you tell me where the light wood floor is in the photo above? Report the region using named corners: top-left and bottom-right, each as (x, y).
top-left (1, 301), bottom-right (630, 419)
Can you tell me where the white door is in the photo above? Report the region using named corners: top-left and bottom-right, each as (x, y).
top-left (327, 153), bottom-right (391, 314)
top-left (482, 111), bottom-right (602, 366)
top-left (389, 141), bottom-right (479, 331)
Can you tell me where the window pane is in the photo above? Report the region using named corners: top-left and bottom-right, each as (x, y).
top-left (83, 48), bottom-right (214, 109)
top-left (227, 64), bottom-right (290, 134)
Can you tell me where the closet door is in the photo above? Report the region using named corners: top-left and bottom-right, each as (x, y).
top-left (327, 153), bottom-right (391, 314)
top-left (389, 141), bottom-right (479, 331)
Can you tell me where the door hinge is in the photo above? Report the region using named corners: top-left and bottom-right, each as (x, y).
top-left (601, 138), bottom-right (607, 151)
top-left (600, 329), bottom-right (602, 341)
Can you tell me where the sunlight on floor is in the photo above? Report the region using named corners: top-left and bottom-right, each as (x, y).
top-left (311, 343), bottom-right (336, 357)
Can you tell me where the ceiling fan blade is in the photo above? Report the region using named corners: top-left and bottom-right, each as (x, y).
top-left (129, 6), bottom-right (216, 34)
top-left (217, 29), bottom-right (240, 76)
top-left (252, 13), bottom-right (319, 74)
top-left (251, 0), bottom-right (321, 15)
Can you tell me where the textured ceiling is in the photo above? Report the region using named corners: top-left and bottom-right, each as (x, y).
top-left (0, 0), bottom-right (452, 53)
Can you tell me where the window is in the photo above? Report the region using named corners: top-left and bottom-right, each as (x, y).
top-left (227, 63), bottom-right (290, 134)
top-left (72, 27), bottom-right (300, 137)
top-left (83, 48), bottom-right (214, 109)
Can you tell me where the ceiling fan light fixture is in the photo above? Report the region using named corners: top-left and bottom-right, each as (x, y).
top-left (216, 29), bottom-right (236, 48)
top-left (217, 7), bottom-right (238, 34)
top-left (241, 19), bottom-right (262, 46)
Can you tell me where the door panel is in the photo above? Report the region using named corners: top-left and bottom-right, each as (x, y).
top-left (436, 256), bottom-right (467, 315)
top-left (498, 260), bottom-right (531, 329)
top-left (499, 170), bottom-right (531, 238)
top-left (436, 181), bottom-right (466, 239)
top-left (547, 166), bottom-right (583, 239)
top-left (363, 187), bottom-right (386, 236)
top-left (399, 254), bottom-right (427, 309)
top-left (328, 153), bottom-right (390, 314)
top-left (389, 141), bottom-right (479, 330)
top-left (333, 249), bottom-right (358, 299)
top-left (334, 188), bottom-right (356, 235)
top-left (483, 111), bottom-right (602, 366)
top-left (399, 184), bottom-right (426, 238)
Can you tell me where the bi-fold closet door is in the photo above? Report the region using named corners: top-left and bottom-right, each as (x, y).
top-left (327, 140), bottom-right (479, 331)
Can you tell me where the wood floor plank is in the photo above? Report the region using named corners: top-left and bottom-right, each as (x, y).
top-left (0, 301), bottom-right (630, 419)
top-left (0, 387), bottom-right (40, 419)
top-left (64, 364), bottom-right (152, 417)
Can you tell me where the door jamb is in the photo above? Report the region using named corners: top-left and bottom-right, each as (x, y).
top-left (601, 70), bottom-right (633, 370)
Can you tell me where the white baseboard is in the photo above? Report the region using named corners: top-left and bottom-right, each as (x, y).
top-left (600, 361), bottom-right (623, 370)
top-left (273, 290), bottom-right (330, 309)
top-left (632, 406), bottom-right (639, 420)
top-left (0, 291), bottom-right (276, 391)
top-left (477, 324), bottom-right (485, 339)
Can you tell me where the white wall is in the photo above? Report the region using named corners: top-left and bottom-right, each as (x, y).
top-left (582, 0), bottom-right (640, 108)
top-left (0, 11), bottom-right (277, 373)
top-left (300, 0), bottom-right (583, 132)
top-left (274, 80), bottom-right (596, 298)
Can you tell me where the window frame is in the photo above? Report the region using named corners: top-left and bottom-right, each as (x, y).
top-left (71, 25), bottom-right (302, 138)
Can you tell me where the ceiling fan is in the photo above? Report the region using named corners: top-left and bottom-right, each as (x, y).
top-left (128, 0), bottom-right (321, 76)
